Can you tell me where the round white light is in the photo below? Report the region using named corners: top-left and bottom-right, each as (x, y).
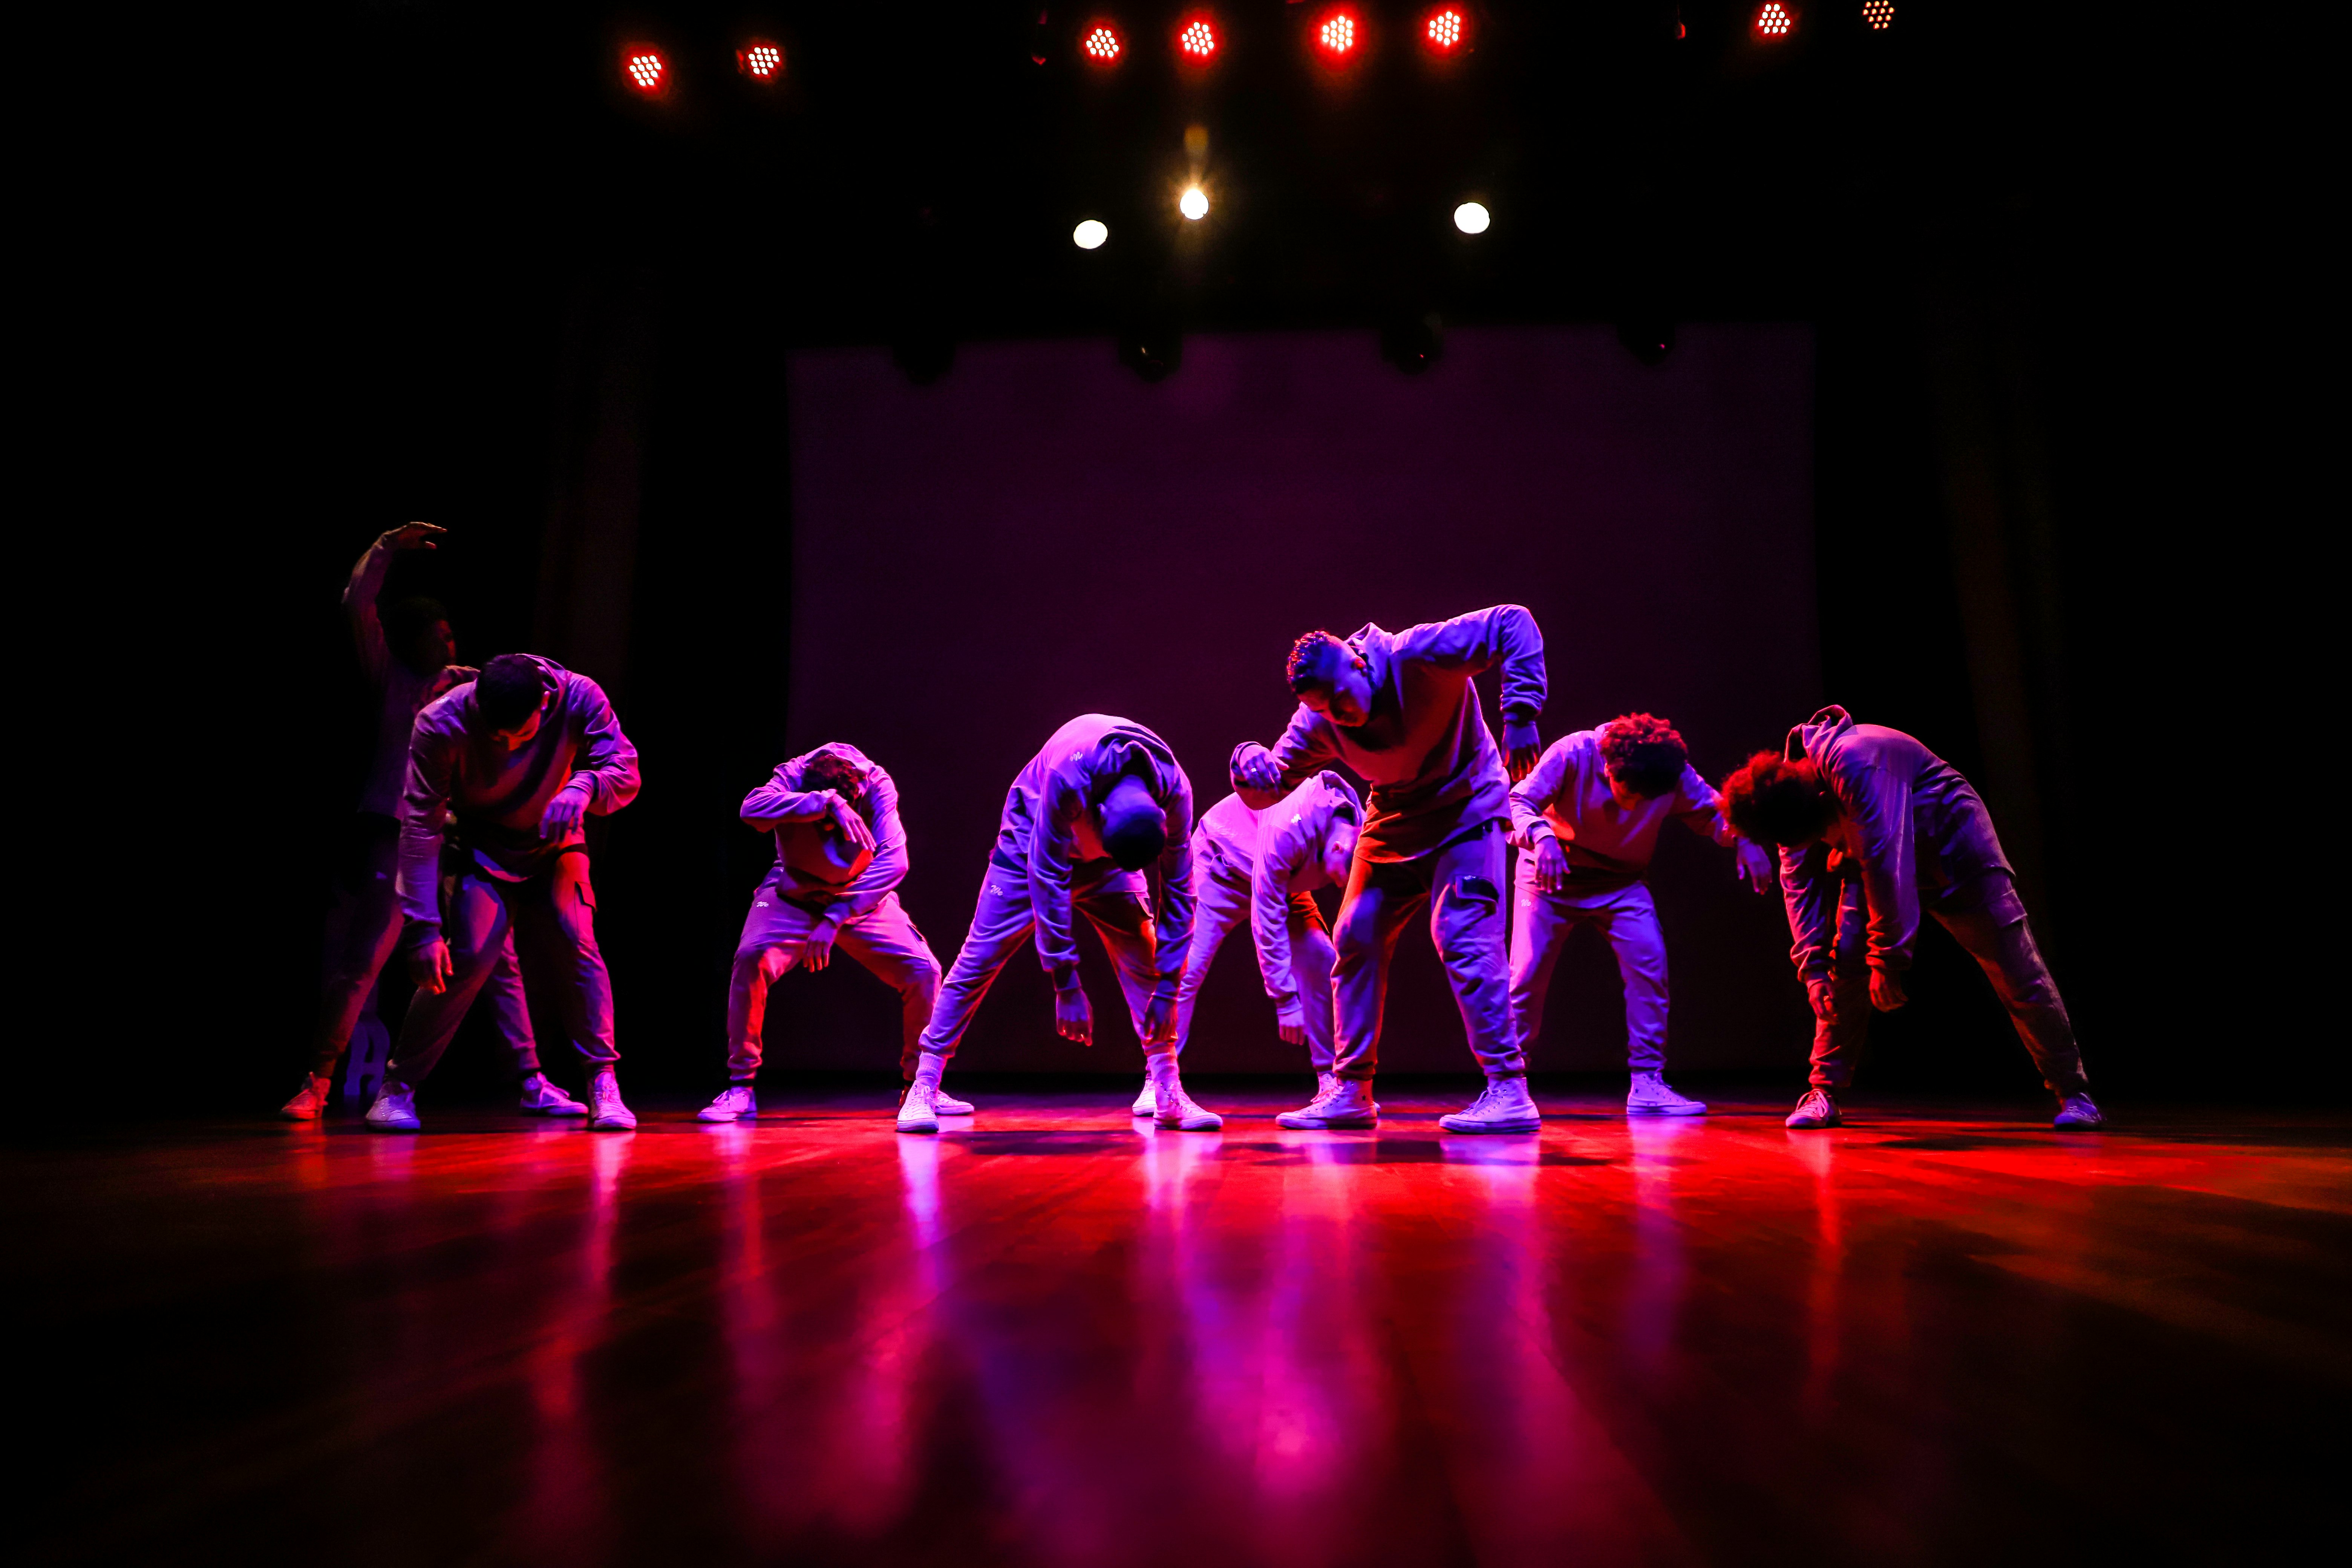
top-left (1073, 219), bottom-right (1109, 250)
top-left (1179, 186), bottom-right (1209, 221)
top-left (1453, 201), bottom-right (1491, 235)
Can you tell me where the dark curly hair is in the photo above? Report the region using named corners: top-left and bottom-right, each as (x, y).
top-left (799, 749), bottom-right (864, 800)
top-left (476, 654), bottom-right (549, 730)
top-left (1599, 713), bottom-right (1688, 798)
top-left (1285, 630), bottom-right (1350, 694)
top-left (1720, 751), bottom-right (1836, 847)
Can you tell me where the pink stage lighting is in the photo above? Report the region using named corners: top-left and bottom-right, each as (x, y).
top-left (1176, 14), bottom-right (1218, 62)
top-left (622, 46), bottom-right (668, 96)
top-left (1423, 7), bottom-right (1468, 54)
top-left (737, 39), bottom-right (783, 81)
top-left (1754, 3), bottom-right (1796, 39)
top-left (1081, 21), bottom-right (1124, 64)
top-left (1316, 10), bottom-right (1360, 59)
top-left (1861, 0), bottom-right (1894, 28)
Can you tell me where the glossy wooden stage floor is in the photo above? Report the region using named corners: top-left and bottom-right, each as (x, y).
top-left (17, 1086), bottom-right (2348, 1566)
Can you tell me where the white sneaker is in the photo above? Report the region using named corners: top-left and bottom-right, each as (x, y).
top-left (699, 1084), bottom-right (758, 1123)
top-left (1626, 1072), bottom-right (1707, 1117)
top-left (1277, 1077), bottom-right (1377, 1130)
top-left (279, 1073), bottom-right (334, 1121)
top-left (2053, 1092), bottom-right (2105, 1129)
top-left (365, 1085), bottom-right (421, 1132)
top-left (521, 1073), bottom-right (590, 1117)
top-left (1785, 1087), bottom-right (1841, 1129)
top-left (1154, 1078), bottom-right (1225, 1132)
top-left (934, 1088), bottom-right (975, 1116)
top-left (1439, 1076), bottom-right (1542, 1134)
top-left (1131, 1079), bottom-right (1156, 1117)
top-left (897, 1083), bottom-right (941, 1135)
top-left (588, 1069), bottom-right (637, 1130)
top-left (1311, 1070), bottom-right (1380, 1116)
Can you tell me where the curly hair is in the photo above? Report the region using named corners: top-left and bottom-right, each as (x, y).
top-left (798, 749), bottom-right (865, 800)
top-left (1599, 713), bottom-right (1688, 798)
top-left (1285, 630), bottom-right (1350, 693)
top-left (1720, 751), bottom-right (1835, 847)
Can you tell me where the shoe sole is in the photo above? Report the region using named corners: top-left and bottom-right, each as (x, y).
top-left (896, 1121), bottom-right (940, 1135)
top-left (527, 1107), bottom-right (591, 1117)
top-left (1157, 1117), bottom-right (1225, 1130)
top-left (590, 1118), bottom-right (637, 1130)
top-left (1627, 1105), bottom-right (1707, 1117)
top-left (1439, 1118), bottom-right (1542, 1134)
top-left (1276, 1114), bottom-right (1377, 1129)
top-left (1785, 1118), bottom-right (1840, 1130)
top-left (695, 1111), bottom-right (750, 1122)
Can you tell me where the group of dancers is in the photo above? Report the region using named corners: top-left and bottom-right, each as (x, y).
top-left (283, 524), bottom-right (2104, 1136)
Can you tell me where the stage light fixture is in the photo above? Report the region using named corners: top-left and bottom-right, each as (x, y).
top-left (622, 46), bottom-right (668, 96)
top-left (1423, 7), bottom-right (1468, 54)
top-left (1179, 185), bottom-right (1209, 220)
top-left (1316, 10), bottom-right (1360, 58)
top-left (1081, 21), bottom-right (1124, 64)
top-left (1073, 219), bottom-right (1109, 249)
top-left (1861, 0), bottom-right (1893, 28)
top-left (1453, 201), bottom-right (1490, 235)
top-left (1753, 3), bottom-right (1796, 39)
top-left (737, 39), bottom-right (783, 80)
top-left (1176, 15), bottom-right (1218, 61)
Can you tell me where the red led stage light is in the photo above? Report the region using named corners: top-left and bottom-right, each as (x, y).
top-left (1861, 0), bottom-right (1894, 28)
top-left (1176, 15), bottom-right (1218, 62)
top-left (1081, 22), bottom-right (1124, 63)
top-left (1315, 10), bottom-right (1360, 58)
top-left (737, 39), bottom-right (783, 80)
top-left (622, 46), bottom-right (668, 96)
top-left (1423, 7), bottom-right (1468, 54)
top-left (1754, 3), bottom-right (1796, 39)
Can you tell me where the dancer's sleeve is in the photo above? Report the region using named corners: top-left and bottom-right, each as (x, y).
top-left (1396, 605), bottom-right (1547, 750)
top-left (1780, 844), bottom-right (1839, 982)
top-left (1507, 739), bottom-right (1571, 850)
top-left (1671, 765), bottom-right (1742, 848)
top-left (741, 755), bottom-right (827, 829)
top-left (562, 675), bottom-right (641, 815)
top-left (395, 726), bottom-right (456, 940)
top-left (1242, 708), bottom-right (1340, 794)
top-left (1027, 769), bottom-right (1086, 989)
top-left (1250, 812), bottom-right (1312, 1023)
top-left (342, 534), bottom-right (395, 688)
top-left (836, 765), bottom-right (912, 918)
top-left (1150, 771), bottom-right (1197, 1006)
top-left (1841, 761), bottom-right (1920, 972)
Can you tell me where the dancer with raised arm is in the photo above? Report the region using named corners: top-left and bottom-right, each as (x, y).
top-left (365, 653), bottom-right (642, 1132)
top-left (1721, 704), bottom-right (2103, 1130)
top-left (1507, 714), bottom-right (1776, 1115)
top-left (1127, 765), bottom-right (1362, 1126)
top-left (699, 743), bottom-right (945, 1123)
top-left (1234, 606), bottom-right (1547, 1133)
top-left (901, 715), bottom-right (1195, 1134)
top-left (282, 524), bottom-right (583, 1122)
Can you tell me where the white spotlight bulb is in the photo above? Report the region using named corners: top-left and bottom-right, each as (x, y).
top-left (1073, 219), bottom-right (1109, 250)
top-left (1179, 186), bottom-right (1209, 221)
top-left (1453, 201), bottom-right (1491, 235)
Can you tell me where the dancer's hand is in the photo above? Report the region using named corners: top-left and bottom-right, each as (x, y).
top-left (1869, 966), bottom-right (1908, 1013)
top-left (1507, 742), bottom-right (1540, 784)
top-left (410, 937), bottom-right (453, 995)
top-left (1735, 838), bottom-right (1775, 894)
top-left (382, 521), bottom-right (446, 552)
top-left (1140, 997), bottom-right (1177, 1047)
top-left (1054, 986), bottom-right (1094, 1046)
top-left (1277, 1021), bottom-right (1306, 1046)
top-left (799, 925), bottom-right (838, 972)
top-left (823, 793), bottom-right (875, 855)
top-left (540, 782), bottom-right (591, 838)
top-left (1234, 745), bottom-right (1282, 792)
top-left (1806, 977), bottom-right (1838, 1023)
top-left (1532, 835), bottom-right (1570, 893)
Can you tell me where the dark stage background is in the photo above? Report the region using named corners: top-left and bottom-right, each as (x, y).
top-left (777, 326), bottom-right (1816, 1073)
